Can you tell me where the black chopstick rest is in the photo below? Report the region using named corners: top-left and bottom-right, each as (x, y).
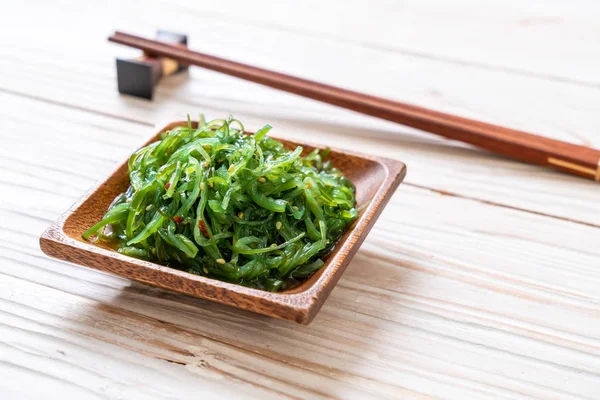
top-left (116, 31), bottom-right (188, 100)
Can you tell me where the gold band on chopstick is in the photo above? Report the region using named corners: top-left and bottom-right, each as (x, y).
top-left (547, 157), bottom-right (600, 181)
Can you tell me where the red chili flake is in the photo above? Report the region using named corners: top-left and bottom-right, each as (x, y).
top-left (173, 216), bottom-right (183, 224)
top-left (198, 219), bottom-right (209, 237)
top-left (164, 182), bottom-right (171, 190)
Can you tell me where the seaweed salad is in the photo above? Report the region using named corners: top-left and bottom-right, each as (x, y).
top-left (83, 116), bottom-right (358, 291)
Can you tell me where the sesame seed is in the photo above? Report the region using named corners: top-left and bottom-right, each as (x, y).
top-left (209, 181), bottom-right (214, 188)
top-left (258, 177), bottom-right (266, 183)
top-left (203, 267), bottom-right (209, 274)
top-left (200, 182), bottom-right (205, 190)
top-left (228, 164), bottom-right (235, 173)
top-left (237, 212), bottom-right (244, 219)
top-left (216, 258), bottom-right (226, 264)
top-left (126, 198), bottom-right (132, 203)
top-left (203, 161), bottom-right (209, 167)
top-left (145, 205), bottom-right (152, 211)
top-left (275, 221), bottom-right (282, 230)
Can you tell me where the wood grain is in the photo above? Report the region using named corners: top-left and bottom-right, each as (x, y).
top-left (3, 186), bottom-right (600, 399)
top-left (1, 0), bottom-right (599, 224)
top-left (160, 0), bottom-right (600, 86)
top-left (1, 1), bottom-right (600, 398)
top-left (1, 89), bottom-right (599, 398)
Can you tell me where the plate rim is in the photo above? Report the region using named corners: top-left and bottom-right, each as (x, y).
top-left (39, 121), bottom-right (407, 324)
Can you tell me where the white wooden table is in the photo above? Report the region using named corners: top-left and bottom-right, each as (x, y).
top-left (1, 1), bottom-right (599, 398)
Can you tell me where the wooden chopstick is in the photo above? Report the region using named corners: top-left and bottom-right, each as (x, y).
top-left (109, 31), bottom-right (600, 181)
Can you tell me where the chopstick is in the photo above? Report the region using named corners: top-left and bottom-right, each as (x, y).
top-left (109, 31), bottom-right (600, 181)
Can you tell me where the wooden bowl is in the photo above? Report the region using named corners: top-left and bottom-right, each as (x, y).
top-left (40, 121), bottom-right (406, 324)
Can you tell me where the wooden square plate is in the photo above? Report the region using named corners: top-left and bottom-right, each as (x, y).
top-left (40, 121), bottom-right (406, 324)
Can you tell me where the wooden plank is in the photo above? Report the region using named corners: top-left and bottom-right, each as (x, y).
top-left (0, 277), bottom-right (274, 399)
top-left (5, 0), bottom-right (599, 85)
top-left (0, 275), bottom-right (418, 400)
top-left (0, 91), bottom-right (599, 398)
top-left (159, 0), bottom-right (600, 86)
top-left (1, 1), bottom-right (599, 224)
top-left (2, 191), bottom-right (600, 399)
top-left (1, 1), bottom-right (600, 397)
